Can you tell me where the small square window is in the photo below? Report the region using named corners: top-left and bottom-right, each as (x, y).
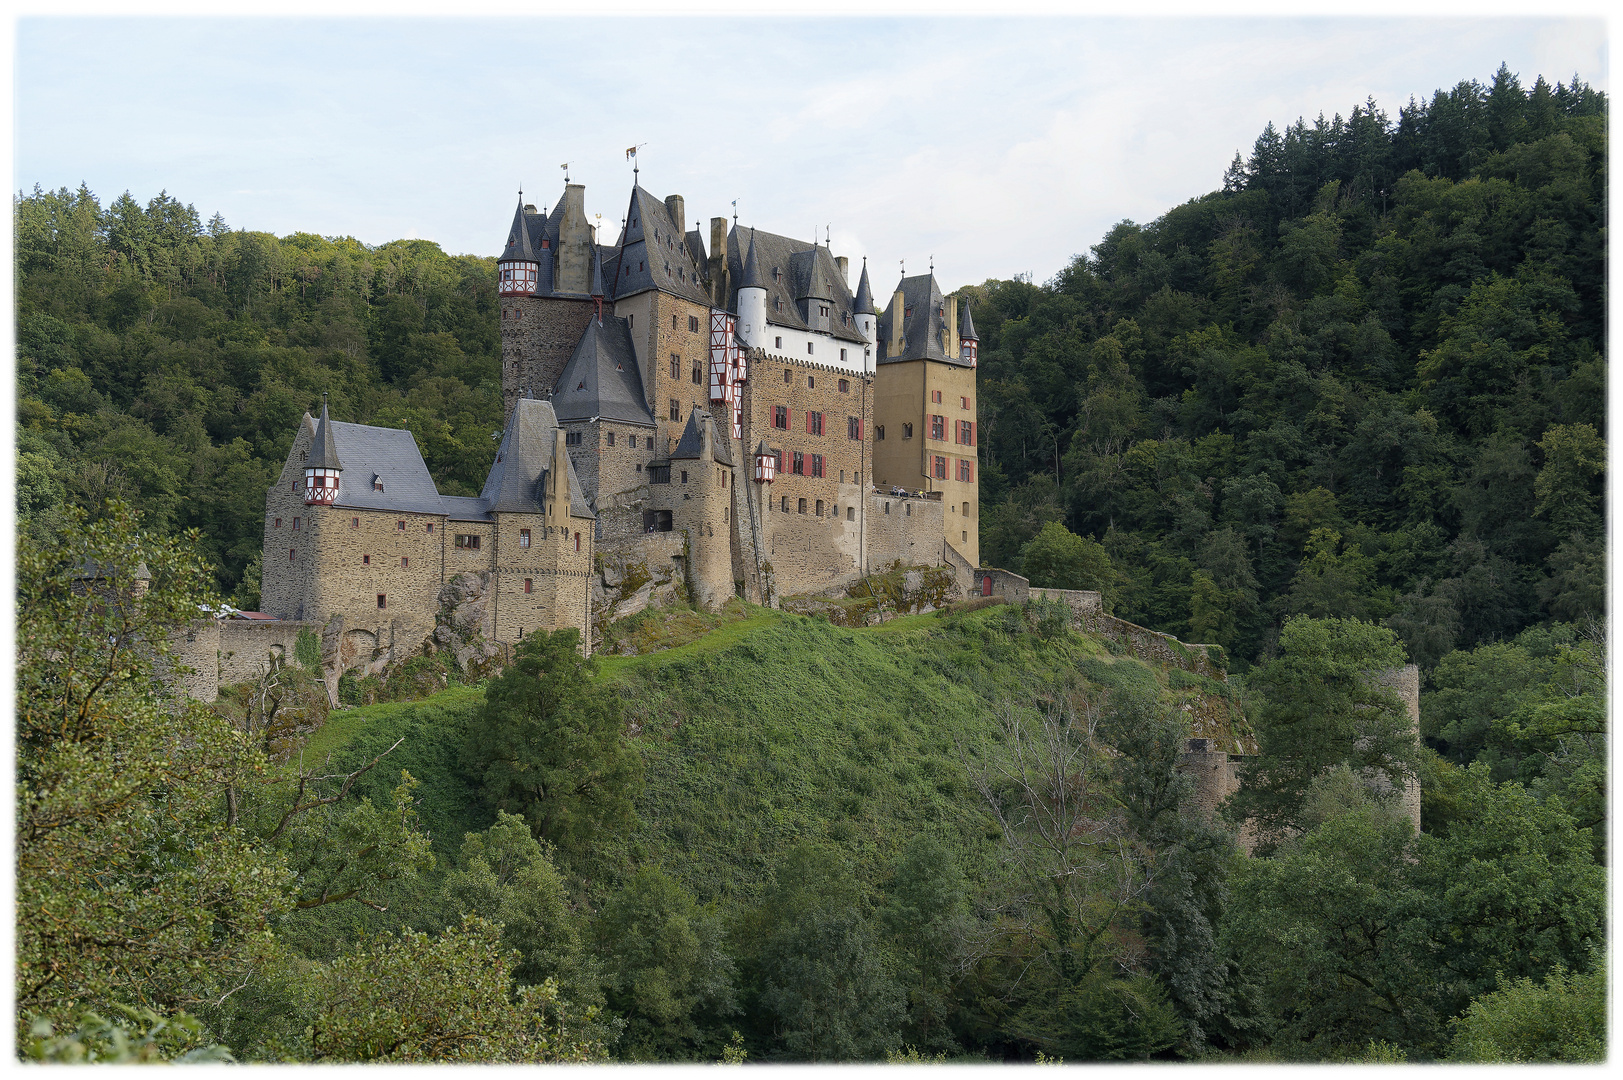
top-left (520, 528), bottom-right (531, 548)
top-left (670, 354), bottom-right (681, 379)
top-left (689, 315), bottom-right (700, 331)
top-left (807, 342), bottom-right (814, 355)
top-left (426, 523), bottom-right (433, 533)
top-left (292, 517), bottom-right (300, 531)
top-left (847, 506), bottom-right (855, 521)
top-left (798, 498), bottom-right (807, 514)
top-left (274, 517), bottom-right (282, 527)
top-left (401, 556), bottom-right (409, 568)
top-left (807, 375), bottom-right (815, 389)
top-left (840, 349), bottom-right (847, 363)
top-left (397, 520), bottom-right (406, 531)
top-left (524, 578), bottom-right (533, 593)
top-left (774, 336), bottom-right (783, 349)
top-left (352, 517), bottom-right (360, 527)
top-left (629, 435), bottom-right (637, 448)
top-left (289, 548), bottom-right (295, 561)
top-left (670, 398), bottom-right (681, 421)
top-left (681, 470), bottom-right (689, 484)
top-left (839, 378), bottom-right (849, 392)
top-left (377, 594), bottom-right (387, 609)
top-left (783, 368), bottom-right (792, 384)
top-left (816, 499), bottom-right (824, 516)
top-left (606, 431), bottom-right (616, 447)
top-left (363, 554), bottom-right (370, 565)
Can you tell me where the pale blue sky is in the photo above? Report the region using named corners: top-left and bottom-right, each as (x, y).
top-left (13, 13), bottom-right (1609, 291)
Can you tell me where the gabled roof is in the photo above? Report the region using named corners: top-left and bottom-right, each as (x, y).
top-left (609, 185), bottom-right (711, 306)
top-left (323, 422), bottom-right (447, 514)
top-left (724, 226), bottom-right (867, 345)
top-left (668, 406), bottom-right (735, 465)
top-left (876, 273), bottom-right (970, 366)
top-left (685, 228), bottom-right (707, 268)
top-left (551, 314), bottom-right (654, 427)
top-left (480, 397), bottom-right (594, 519)
top-left (441, 495), bottom-right (490, 521)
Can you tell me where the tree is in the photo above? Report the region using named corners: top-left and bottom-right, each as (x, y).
top-left (15, 502), bottom-right (292, 1029)
top-left (461, 629), bottom-right (642, 851)
top-left (1223, 772), bottom-right (1442, 1057)
top-left (290, 916), bottom-right (605, 1063)
top-left (879, 834), bottom-right (969, 1054)
top-left (967, 693), bottom-right (1181, 1060)
top-left (1448, 962), bottom-right (1605, 1062)
top-left (749, 846), bottom-right (905, 1061)
top-left (595, 867), bottom-right (737, 1060)
top-left (1019, 520), bottom-right (1117, 601)
top-left (1227, 617), bottom-right (1417, 846)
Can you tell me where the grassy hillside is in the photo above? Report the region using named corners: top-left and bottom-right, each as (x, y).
top-left (311, 601), bottom-right (1242, 910)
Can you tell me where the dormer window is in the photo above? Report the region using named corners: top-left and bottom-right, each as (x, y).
top-left (773, 267), bottom-right (782, 282)
top-left (372, 475), bottom-right (384, 491)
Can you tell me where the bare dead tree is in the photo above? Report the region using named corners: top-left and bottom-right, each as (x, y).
top-left (966, 691), bottom-right (1157, 987)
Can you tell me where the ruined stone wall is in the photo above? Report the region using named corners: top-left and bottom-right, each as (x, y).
top-left (1083, 612), bottom-right (1226, 680)
top-left (1029, 587), bottom-right (1103, 620)
top-left (1369, 663), bottom-right (1424, 835)
top-left (865, 491), bottom-right (945, 574)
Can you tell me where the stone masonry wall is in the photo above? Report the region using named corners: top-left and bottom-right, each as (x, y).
top-left (1028, 586), bottom-right (1104, 620)
top-left (503, 294), bottom-right (595, 416)
top-left (973, 567), bottom-right (1030, 604)
top-left (866, 491), bottom-right (945, 574)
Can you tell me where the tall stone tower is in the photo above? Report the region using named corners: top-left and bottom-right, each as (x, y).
top-left (669, 406), bottom-right (736, 610)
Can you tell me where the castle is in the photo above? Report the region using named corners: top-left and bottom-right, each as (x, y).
top-left (256, 176), bottom-right (982, 664)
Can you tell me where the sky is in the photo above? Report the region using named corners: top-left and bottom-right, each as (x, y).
top-left (9, 6), bottom-right (1611, 294)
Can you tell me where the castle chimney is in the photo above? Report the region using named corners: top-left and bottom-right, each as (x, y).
top-left (709, 216), bottom-right (730, 308)
top-left (665, 194), bottom-right (685, 235)
top-left (835, 255), bottom-right (849, 284)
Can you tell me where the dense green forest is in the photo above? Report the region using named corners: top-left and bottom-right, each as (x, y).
top-left (968, 64), bottom-right (1606, 670)
top-left (13, 64), bottom-right (1607, 1064)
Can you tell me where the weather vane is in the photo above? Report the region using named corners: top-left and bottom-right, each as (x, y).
top-left (560, 162), bottom-right (570, 183)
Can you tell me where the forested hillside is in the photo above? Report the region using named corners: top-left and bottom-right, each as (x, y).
top-left (967, 65), bottom-right (1606, 669)
top-left (13, 64), bottom-right (1608, 1065)
top-left (14, 194), bottom-right (504, 607)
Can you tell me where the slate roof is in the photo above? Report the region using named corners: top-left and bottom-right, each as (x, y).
top-left (608, 185), bottom-right (711, 307)
top-left (876, 273), bottom-right (971, 366)
top-left (480, 397), bottom-right (595, 519)
top-left (853, 259), bottom-right (875, 316)
top-left (960, 300), bottom-right (978, 340)
top-left (307, 400), bottom-right (341, 470)
top-left (668, 406), bottom-right (735, 465)
top-left (499, 196), bottom-right (538, 264)
top-left (724, 226), bottom-right (867, 345)
top-left (550, 314), bottom-right (655, 427)
top-left (442, 496), bottom-right (490, 521)
top-left (324, 422), bottom-right (448, 515)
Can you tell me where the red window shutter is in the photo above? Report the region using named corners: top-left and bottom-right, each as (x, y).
top-left (970, 422), bottom-right (976, 446)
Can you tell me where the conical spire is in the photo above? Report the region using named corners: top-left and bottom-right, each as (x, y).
top-left (853, 257), bottom-right (874, 315)
top-left (740, 228), bottom-right (765, 290)
top-left (499, 194), bottom-right (537, 263)
top-left (590, 245), bottom-right (605, 298)
top-left (960, 301), bottom-right (978, 341)
top-left (307, 396), bottom-right (342, 470)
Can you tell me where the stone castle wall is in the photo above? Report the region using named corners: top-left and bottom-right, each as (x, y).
top-left (503, 294), bottom-right (595, 417)
top-left (866, 491), bottom-right (945, 573)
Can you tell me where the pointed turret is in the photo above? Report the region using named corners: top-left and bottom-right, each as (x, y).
top-left (736, 228), bottom-right (769, 350)
top-left (959, 301), bottom-right (979, 366)
top-left (740, 228), bottom-right (766, 290)
top-left (497, 194), bottom-right (540, 297)
top-left (853, 258), bottom-right (875, 316)
top-left (304, 397), bottom-right (343, 505)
